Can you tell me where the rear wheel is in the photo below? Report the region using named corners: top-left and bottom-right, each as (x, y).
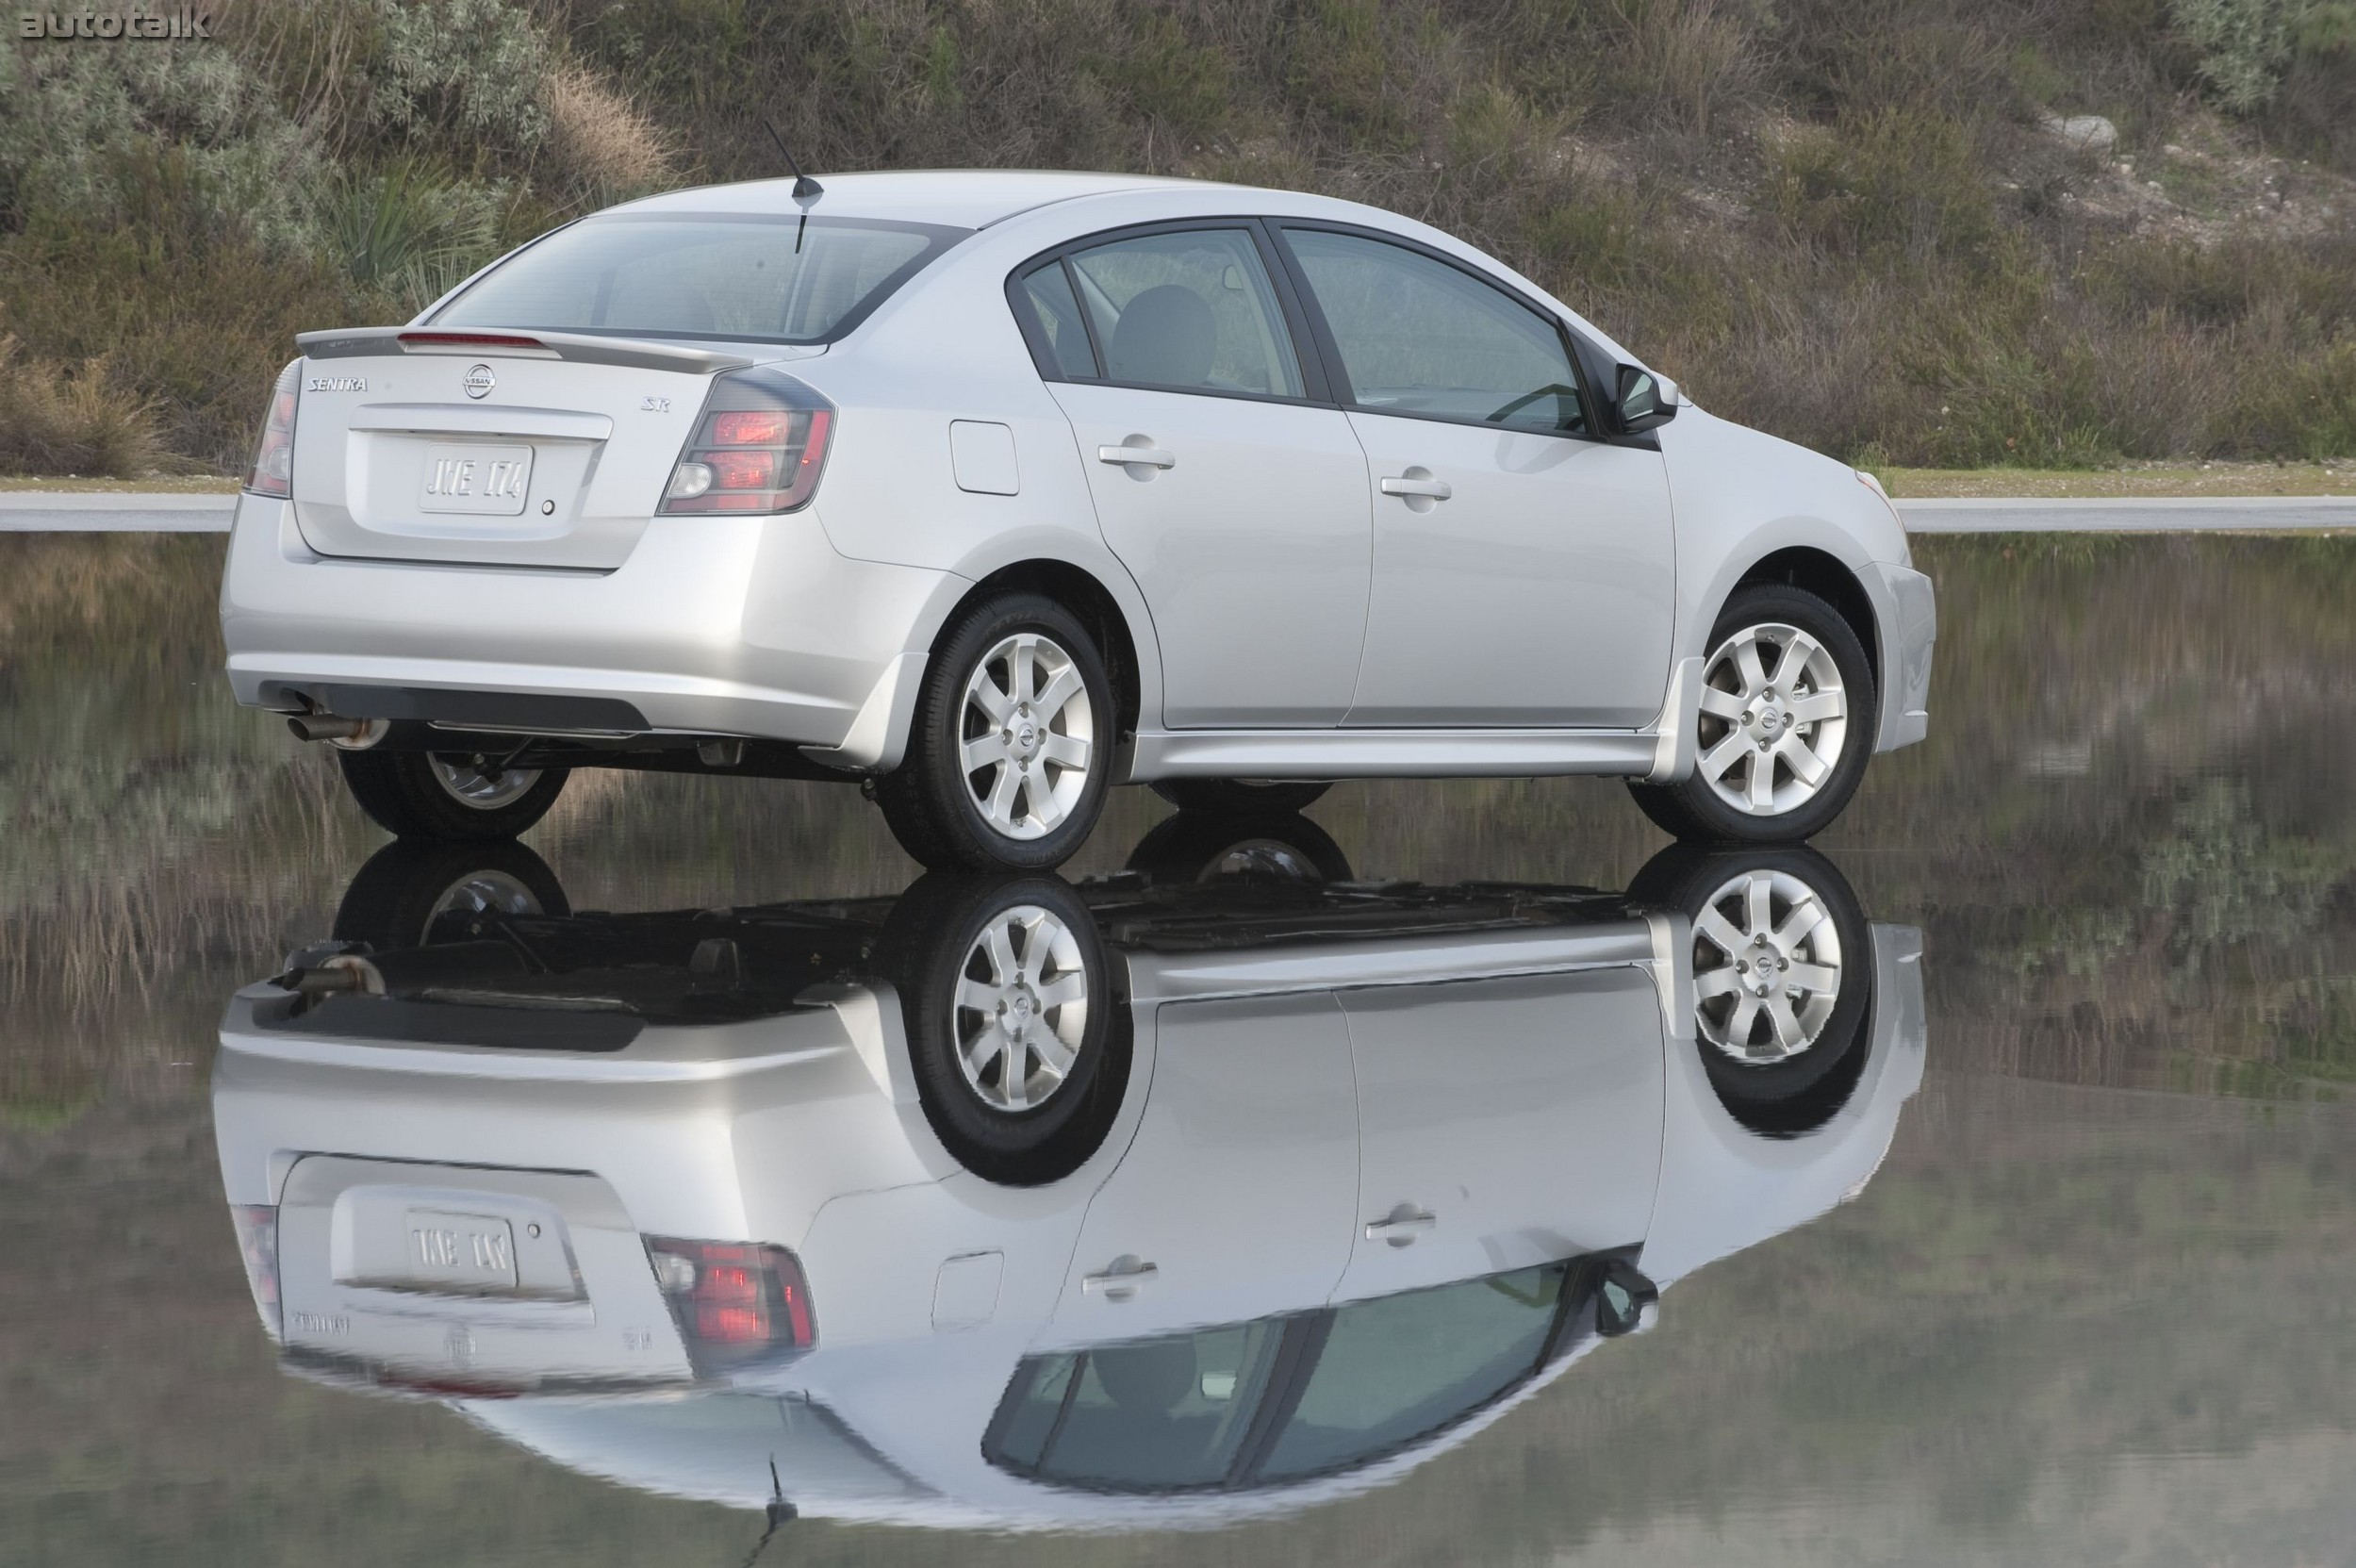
top-left (877, 593), bottom-right (1112, 871)
top-left (338, 748), bottom-right (569, 842)
top-left (1150, 779), bottom-right (1331, 815)
top-left (1627, 584), bottom-right (1873, 843)
top-left (331, 838), bottom-right (569, 950)
top-left (878, 872), bottom-right (1129, 1184)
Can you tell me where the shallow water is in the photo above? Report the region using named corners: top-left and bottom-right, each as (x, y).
top-left (2, 533), bottom-right (2352, 1566)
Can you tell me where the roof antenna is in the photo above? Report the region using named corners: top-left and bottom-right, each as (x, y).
top-left (733, 1457), bottom-right (797, 1568)
top-left (763, 121), bottom-right (824, 201)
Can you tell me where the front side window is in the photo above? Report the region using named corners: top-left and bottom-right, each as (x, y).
top-left (430, 214), bottom-right (967, 345)
top-left (1061, 228), bottom-right (1307, 399)
top-left (1259, 1262), bottom-right (1569, 1480)
top-left (1283, 228), bottom-right (1588, 435)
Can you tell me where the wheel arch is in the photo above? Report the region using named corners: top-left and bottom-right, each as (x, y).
top-left (1725, 546), bottom-right (1882, 699)
top-left (917, 557), bottom-right (1149, 752)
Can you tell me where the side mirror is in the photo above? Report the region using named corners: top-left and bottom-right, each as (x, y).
top-left (1615, 365), bottom-right (1678, 433)
top-left (1595, 1260), bottom-right (1660, 1337)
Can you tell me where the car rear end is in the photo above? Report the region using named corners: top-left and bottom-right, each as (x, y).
top-left (212, 956), bottom-right (932, 1396)
top-left (221, 207), bottom-right (971, 764)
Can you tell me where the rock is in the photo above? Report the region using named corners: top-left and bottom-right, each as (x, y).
top-left (2040, 113), bottom-right (2118, 154)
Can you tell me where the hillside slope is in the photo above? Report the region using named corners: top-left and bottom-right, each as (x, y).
top-left (1, 0), bottom-right (2351, 475)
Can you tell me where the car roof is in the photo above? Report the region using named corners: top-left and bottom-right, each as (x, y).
top-left (618, 169), bottom-right (1229, 230)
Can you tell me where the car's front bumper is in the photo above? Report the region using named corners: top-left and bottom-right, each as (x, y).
top-left (1870, 561), bottom-right (1935, 751)
top-left (220, 493), bottom-right (952, 765)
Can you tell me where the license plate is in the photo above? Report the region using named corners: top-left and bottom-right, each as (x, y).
top-left (419, 443), bottom-right (534, 516)
top-left (404, 1208), bottom-right (520, 1291)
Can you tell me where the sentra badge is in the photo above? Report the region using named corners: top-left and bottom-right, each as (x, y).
top-left (305, 374), bottom-right (366, 393)
top-left (462, 363), bottom-right (497, 399)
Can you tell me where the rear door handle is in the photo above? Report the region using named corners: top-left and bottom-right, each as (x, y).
top-left (1364, 1206), bottom-right (1437, 1245)
top-left (1098, 444), bottom-right (1177, 470)
top-left (1080, 1256), bottom-right (1159, 1296)
top-left (1379, 474), bottom-right (1451, 500)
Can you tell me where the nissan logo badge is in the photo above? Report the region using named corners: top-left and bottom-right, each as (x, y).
top-left (462, 363), bottom-right (496, 399)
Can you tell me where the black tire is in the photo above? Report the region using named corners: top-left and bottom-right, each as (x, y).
top-left (338, 747), bottom-right (569, 842)
top-left (1126, 811), bottom-right (1354, 886)
top-left (877, 872), bottom-right (1130, 1185)
top-left (331, 838), bottom-right (569, 952)
top-left (1150, 778), bottom-right (1332, 815)
top-left (876, 593), bottom-right (1114, 872)
top-left (1627, 584), bottom-right (1875, 844)
top-left (1628, 842), bottom-right (1874, 1137)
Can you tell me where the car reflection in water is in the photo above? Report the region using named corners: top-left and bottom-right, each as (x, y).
top-left (213, 814), bottom-right (1926, 1533)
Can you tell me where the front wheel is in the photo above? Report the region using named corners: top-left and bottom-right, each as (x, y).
top-left (1628, 584), bottom-right (1874, 843)
top-left (877, 593), bottom-right (1113, 871)
top-left (338, 748), bottom-right (569, 842)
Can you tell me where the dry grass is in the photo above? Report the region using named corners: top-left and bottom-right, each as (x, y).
top-left (537, 59), bottom-right (680, 197)
top-left (0, 336), bottom-right (169, 479)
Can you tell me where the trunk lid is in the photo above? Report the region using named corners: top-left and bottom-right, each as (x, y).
top-left (287, 328), bottom-right (818, 569)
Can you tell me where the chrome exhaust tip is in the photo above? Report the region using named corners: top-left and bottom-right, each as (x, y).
top-left (287, 714), bottom-right (390, 750)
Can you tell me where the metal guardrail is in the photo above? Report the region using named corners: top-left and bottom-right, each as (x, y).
top-left (0, 491), bottom-right (239, 532)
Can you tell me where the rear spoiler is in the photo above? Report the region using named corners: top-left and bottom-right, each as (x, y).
top-left (294, 326), bottom-right (759, 376)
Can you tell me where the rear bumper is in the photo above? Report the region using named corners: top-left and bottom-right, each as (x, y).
top-left (221, 493), bottom-right (954, 759)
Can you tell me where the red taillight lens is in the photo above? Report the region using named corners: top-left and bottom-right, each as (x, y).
top-left (661, 370), bottom-right (833, 517)
top-left (644, 1236), bottom-right (816, 1374)
top-left (711, 409), bottom-right (790, 446)
top-left (229, 1203), bottom-right (282, 1339)
top-left (396, 331), bottom-right (552, 354)
top-left (246, 361), bottom-right (300, 498)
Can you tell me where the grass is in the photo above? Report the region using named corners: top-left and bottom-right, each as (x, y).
top-left (1882, 460), bottom-right (2356, 496)
top-left (1, 1), bottom-right (2352, 479)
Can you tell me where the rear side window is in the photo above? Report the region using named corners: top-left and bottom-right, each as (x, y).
top-left (430, 213), bottom-right (968, 345)
top-left (1060, 228), bottom-right (1306, 400)
top-left (1016, 261), bottom-right (1098, 379)
top-left (1282, 228), bottom-right (1588, 435)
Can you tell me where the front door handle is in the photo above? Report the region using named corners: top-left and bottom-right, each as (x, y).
top-left (1364, 1205), bottom-right (1437, 1246)
top-left (1378, 473), bottom-right (1452, 501)
top-left (1080, 1255), bottom-right (1159, 1296)
top-left (1098, 444), bottom-right (1177, 470)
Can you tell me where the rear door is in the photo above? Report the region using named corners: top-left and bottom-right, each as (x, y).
top-left (1334, 966), bottom-right (1667, 1304)
top-left (1274, 226), bottom-right (1678, 729)
top-left (1018, 224), bottom-right (1373, 727)
top-left (1055, 994), bottom-right (1359, 1339)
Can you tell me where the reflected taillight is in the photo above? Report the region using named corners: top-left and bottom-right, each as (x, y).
top-left (661, 369), bottom-right (833, 516)
top-left (230, 1203), bottom-right (282, 1340)
top-left (246, 361), bottom-right (300, 498)
top-left (644, 1236), bottom-right (816, 1372)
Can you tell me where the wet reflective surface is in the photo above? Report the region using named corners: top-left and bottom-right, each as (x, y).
top-left (6, 533), bottom-right (2356, 1565)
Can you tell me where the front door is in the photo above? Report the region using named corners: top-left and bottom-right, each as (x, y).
top-left (1022, 225), bottom-right (1372, 728)
top-left (1275, 226), bottom-right (1677, 729)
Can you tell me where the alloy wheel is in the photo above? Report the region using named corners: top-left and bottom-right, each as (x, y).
top-left (959, 633), bottom-right (1096, 840)
top-left (1692, 622), bottom-right (1851, 817)
top-left (950, 902), bottom-right (1092, 1111)
top-left (427, 752), bottom-right (545, 811)
top-left (1690, 867), bottom-right (1844, 1063)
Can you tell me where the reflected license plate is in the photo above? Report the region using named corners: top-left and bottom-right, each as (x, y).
top-left (404, 1208), bottom-right (520, 1291)
top-left (419, 443), bottom-right (534, 516)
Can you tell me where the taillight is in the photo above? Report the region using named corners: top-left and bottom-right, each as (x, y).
top-left (246, 361), bottom-right (300, 498)
top-left (644, 1236), bottom-right (816, 1373)
top-left (660, 369), bottom-right (833, 516)
top-left (229, 1204), bottom-right (282, 1340)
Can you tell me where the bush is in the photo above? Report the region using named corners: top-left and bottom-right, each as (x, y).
top-left (0, 336), bottom-right (165, 478)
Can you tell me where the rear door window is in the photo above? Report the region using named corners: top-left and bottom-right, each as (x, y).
top-left (430, 214), bottom-right (967, 344)
top-left (1058, 228), bottom-right (1307, 400)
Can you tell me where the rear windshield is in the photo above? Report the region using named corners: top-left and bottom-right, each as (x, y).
top-left (428, 212), bottom-right (969, 345)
